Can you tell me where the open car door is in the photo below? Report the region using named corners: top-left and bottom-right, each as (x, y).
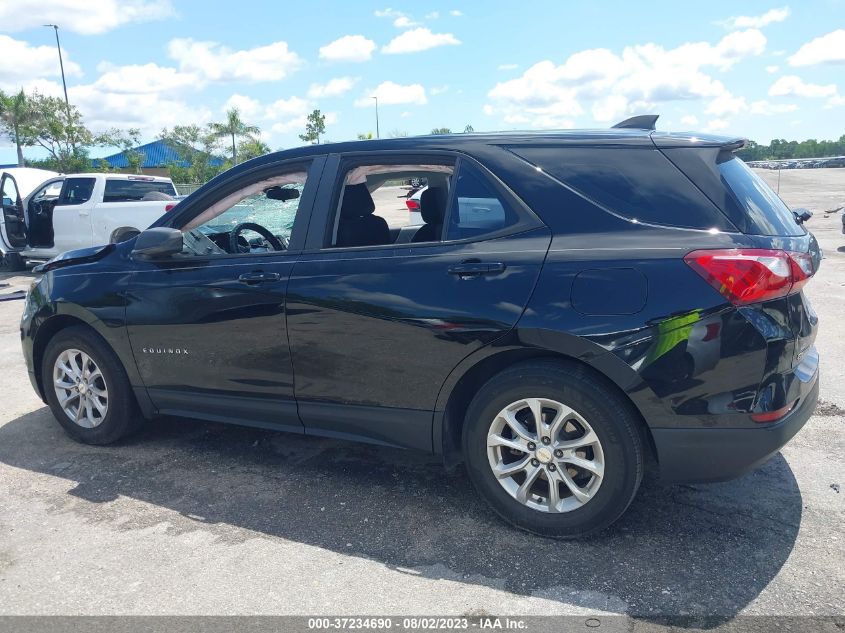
top-left (0, 172), bottom-right (27, 251)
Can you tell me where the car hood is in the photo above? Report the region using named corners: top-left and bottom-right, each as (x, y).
top-left (32, 243), bottom-right (115, 273)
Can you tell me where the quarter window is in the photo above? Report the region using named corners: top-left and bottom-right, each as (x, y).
top-left (445, 161), bottom-right (517, 241)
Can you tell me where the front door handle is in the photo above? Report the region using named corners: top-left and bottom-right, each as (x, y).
top-left (238, 271), bottom-right (281, 284)
top-left (448, 261), bottom-right (507, 278)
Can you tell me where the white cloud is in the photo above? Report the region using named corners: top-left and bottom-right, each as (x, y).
top-left (766, 65), bottom-right (779, 73)
top-left (271, 111), bottom-right (337, 136)
top-left (394, 16), bottom-right (419, 28)
top-left (425, 11), bottom-right (439, 19)
top-left (0, 0), bottom-right (174, 35)
top-left (430, 85), bottom-right (449, 95)
top-left (382, 28), bottom-right (461, 54)
top-left (825, 95), bottom-right (845, 108)
top-left (355, 81), bottom-right (427, 106)
top-left (497, 63), bottom-right (518, 71)
top-left (704, 119), bottom-right (730, 132)
top-left (168, 39), bottom-right (301, 83)
top-left (91, 63), bottom-right (195, 94)
top-left (680, 115), bottom-right (699, 126)
top-left (0, 35), bottom-right (82, 88)
top-left (749, 100), bottom-right (798, 115)
top-left (319, 35), bottom-right (377, 63)
top-left (307, 77), bottom-right (358, 98)
top-left (788, 29), bottom-right (845, 66)
top-left (223, 94), bottom-right (263, 119)
top-left (706, 92), bottom-right (747, 116)
top-left (485, 30), bottom-right (765, 128)
top-left (264, 96), bottom-right (310, 120)
top-left (719, 7), bottom-right (789, 29)
top-left (769, 75), bottom-right (837, 98)
top-left (450, 10), bottom-right (463, 16)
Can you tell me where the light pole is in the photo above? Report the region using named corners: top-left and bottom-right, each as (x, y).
top-left (44, 24), bottom-right (74, 148)
top-left (372, 96), bottom-right (380, 139)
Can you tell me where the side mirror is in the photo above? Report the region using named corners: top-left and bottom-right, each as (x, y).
top-left (131, 227), bottom-right (183, 259)
top-left (793, 208), bottom-right (813, 225)
top-left (265, 186), bottom-right (300, 201)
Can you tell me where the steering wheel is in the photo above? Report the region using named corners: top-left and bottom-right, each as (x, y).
top-left (229, 222), bottom-right (286, 253)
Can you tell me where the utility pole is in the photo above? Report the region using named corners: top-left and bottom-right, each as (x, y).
top-left (44, 24), bottom-right (74, 148)
top-left (372, 96), bottom-right (380, 139)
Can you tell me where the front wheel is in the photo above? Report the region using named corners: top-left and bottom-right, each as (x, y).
top-left (463, 360), bottom-right (644, 538)
top-left (42, 325), bottom-right (141, 445)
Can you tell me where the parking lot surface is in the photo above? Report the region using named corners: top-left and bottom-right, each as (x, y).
top-left (0, 169), bottom-right (842, 621)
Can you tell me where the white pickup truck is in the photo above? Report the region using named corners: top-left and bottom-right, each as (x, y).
top-left (0, 170), bottom-right (178, 270)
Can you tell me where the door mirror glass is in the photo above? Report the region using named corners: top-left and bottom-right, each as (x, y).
top-left (131, 227), bottom-right (184, 259)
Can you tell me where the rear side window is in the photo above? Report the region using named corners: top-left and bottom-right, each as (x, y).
top-left (717, 157), bottom-right (804, 237)
top-left (58, 178), bottom-right (96, 206)
top-left (510, 147), bottom-right (734, 231)
top-left (103, 179), bottom-right (176, 202)
top-left (446, 161), bottom-right (518, 240)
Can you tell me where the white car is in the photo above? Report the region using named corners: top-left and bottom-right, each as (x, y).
top-left (1, 170), bottom-right (178, 270)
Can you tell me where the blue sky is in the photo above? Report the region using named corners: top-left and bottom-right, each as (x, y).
top-left (1, 0), bottom-right (844, 163)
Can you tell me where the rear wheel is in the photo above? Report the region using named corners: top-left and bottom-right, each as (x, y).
top-left (42, 326), bottom-right (141, 445)
top-left (463, 360), bottom-right (644, 538)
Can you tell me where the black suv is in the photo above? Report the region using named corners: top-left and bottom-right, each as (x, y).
top-left (16, 117), bottom-right (820, 537)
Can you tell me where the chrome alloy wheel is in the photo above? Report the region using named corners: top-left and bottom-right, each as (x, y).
top-left (53, 349), bottom-right (109, 428)
top-left (486, 398), bottom-right (605, 513)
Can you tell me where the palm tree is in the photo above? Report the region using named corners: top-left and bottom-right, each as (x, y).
top-left (0, 89), bottom-right (34, 166)
top-left (209, 107), bottom-right (260, 165)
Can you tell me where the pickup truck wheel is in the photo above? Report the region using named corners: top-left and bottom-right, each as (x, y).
top-left (42, 325), bottom-right (141, 445)
top-left (463, 360), bottom-right (644, 538)
top-left (0, 252), bottom-right (26, 272)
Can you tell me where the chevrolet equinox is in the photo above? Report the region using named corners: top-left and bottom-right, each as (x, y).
top-left (14, 116), bottom-right (820, 537)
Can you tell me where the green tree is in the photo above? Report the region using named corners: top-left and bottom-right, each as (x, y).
top-left (101, 127), bottom-right (144, 173)
top-left (19, 92), bottom-right (97, 172)
top-left (159, 124), bottom-right (227, 184)
top-left (208, 107), bottom-right (260, 165)
top-left (299, 109), bottom-right (326, 144)
top-left (0, 89), bottom-right (36, 166)
top-left (463, 124), bottom-right (474, 133)
top-left (430, 127), bottom-right (452, 135)
top-left (389, 129), bottom-right (408, 138)
top-left (236, 137), bottom-right (271, 162)
top-left (357, 131), bottom-right (375, 140)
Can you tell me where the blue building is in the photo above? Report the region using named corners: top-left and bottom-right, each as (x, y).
top-left (96, 140), bottom-right (225, 177)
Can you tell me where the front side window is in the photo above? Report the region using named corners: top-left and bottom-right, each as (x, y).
top-left (58, 178), bottom-right (96, 206)
top-left (179, 168), bottom-right (308, 257)
top-left (328, 163), bottom-right (454, 248)
top-left (1, 175), bottom-right (19, 208)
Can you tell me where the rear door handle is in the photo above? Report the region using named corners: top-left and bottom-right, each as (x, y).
top-left (238, 271), bottom-right (281, 284)
top-left (448, 261), bottom-right (507, 278)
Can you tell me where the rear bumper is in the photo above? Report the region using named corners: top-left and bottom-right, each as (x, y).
top-left (652, 371), bottom-right (818, 483)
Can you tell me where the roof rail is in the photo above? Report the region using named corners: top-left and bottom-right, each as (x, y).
top-left (611, 115), bottom-right (659, 130)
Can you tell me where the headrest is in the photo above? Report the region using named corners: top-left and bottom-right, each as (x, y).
top-left (340, 183), bottom-right (375, 217)
top-left (420, 187), bottom-right (447, 225)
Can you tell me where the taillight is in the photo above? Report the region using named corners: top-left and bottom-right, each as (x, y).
top-left (684, 248), bottom-right (815, 305)
top-left (406, 199), bottom-right (420, 211)
top-left (164, 203), bottom-right (176, 212)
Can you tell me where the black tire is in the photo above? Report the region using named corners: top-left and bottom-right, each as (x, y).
top-left (462, 360), bottom-right (644, 538)
top-left (0, 252), bottom-right (26, 272)
top-left (42, 325), bottom-right (141, 445)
